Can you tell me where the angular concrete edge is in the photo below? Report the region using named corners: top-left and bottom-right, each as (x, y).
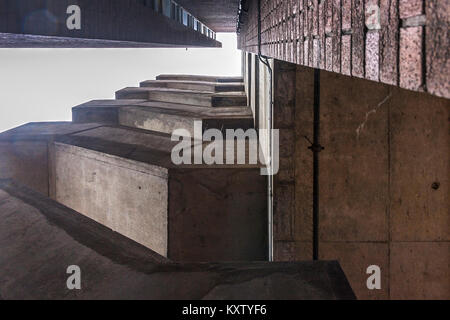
top-left (156, 74), bottom-right (244, 83)
top-left (0, 179), bottom-right (356, 300)
top-left (0, 179), bottom-right (170, 266)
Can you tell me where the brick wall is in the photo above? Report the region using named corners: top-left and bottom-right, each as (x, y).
top-left (238, 0), bottom-right (449, 99)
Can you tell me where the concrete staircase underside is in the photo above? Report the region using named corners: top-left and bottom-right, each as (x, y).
top-left (72, 99), bottom-right (254, 135)
top-left (0, 121), bottom-right (267, 261)
top-left (0, 74), bottom-right (267, 262)
top-left (0, 180), bottom-right (355, 300)
top-left (0, 74), bottom-right (355, 298)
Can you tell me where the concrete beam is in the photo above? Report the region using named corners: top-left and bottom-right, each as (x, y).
top-left (0, 0), bottom-right (221, 48)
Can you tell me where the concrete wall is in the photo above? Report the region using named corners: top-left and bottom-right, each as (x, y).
top-left (169, 168), bottom-right (268, 262)
top-left (0, 141), bottom-right (49, 195)
top-left (265, 60), bottom-right (448, 299)
top-left (53, 142), bottom-right (169, 257)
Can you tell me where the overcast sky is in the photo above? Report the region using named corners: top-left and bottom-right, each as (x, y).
top-left (0, 33), bottom-right (241, 133)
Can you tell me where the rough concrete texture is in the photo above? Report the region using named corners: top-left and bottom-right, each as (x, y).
top-left (267, 61), bottom-right (449, 300)
top-left (0, 180), bottom-right (356, 300)
top-left (54, 142), bottom-right (169, 257)
top-left (156, 75), bottom-right (244, 83)
top-left (0, 0), bottom-right (220, 48)
top-left (73, 99), bottom-right (254, 136)
top-left (116, 87), bottom-right (248, 108)
top-left (0, 122), bottom-right (102, 196)
top-left (0, 121), bottom-right (268, 262)
top-left (140, 80), bottom-right (245, 93)
top-left (169, 168), bottom-right (267, 262)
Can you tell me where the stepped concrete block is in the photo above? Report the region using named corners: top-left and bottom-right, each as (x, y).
top-left (119, 107), bottom-right (201, 136)
top-left (54, 142), bottom-right (169, 257)
top-left (140, 80), bottom-right (245, 93)
top-left (156, 74), bottom-right (244, 83)
top-left (115, 87), bottom-right (153, 100)
top-left (53, 126), bottom-right (267, 261)
top-left (73, 100), bottom-right (254, 136)
top-left (116, 87), bottom-right (247, 107)
top-left (0, 179), bottom-right (356, 299)
top-left (0, 123), bottom-right (266, 261)
top-left (0, 122), bottom-right (102, 196)
top-left (72, 99), bottom-right (146, 124)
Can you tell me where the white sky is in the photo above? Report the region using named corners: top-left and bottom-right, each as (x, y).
top-left (0, 33), bottom-right (241, 133)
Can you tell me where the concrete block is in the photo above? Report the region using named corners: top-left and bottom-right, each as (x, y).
top-left (168, 168), bottom-right (268, 262)
top-left (0, 141), bottom-right (49, 195)
top-left (156, 75), bottom-right (244, 83)
top-left (119, 106), bottom-right (201, 136)
top-left (54, 142), bottom-right (169, 257)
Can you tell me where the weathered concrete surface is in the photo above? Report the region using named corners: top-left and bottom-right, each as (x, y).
top-left (73, 99), bottom-right (254, 136)
top-left (0, 32), bottom-right (197, 48)
top-left (0, 0), bottom-right (221, 48)
top-left (116, 87), bottom-right (248, 108)
top-left (52, 125), bottom-right (267, 261)
top-left (0, 180), bottom-right (356, 300)
top-left (265, 61), bottom-right (449, 300)
top-left (72, 99), bottom-right (146, 124)
top-left (54, 142), bottom-right (169, 257)
top-left (140, 80), bottom-right (245, 93)
top-left (0, 122), bottom-right (102, 196)
top-left (169, 168), bottom-right (267, 262)
top-left (156, 75), bottom-right (244, 83)
top-left (1, 122), bottom-right (267, 261)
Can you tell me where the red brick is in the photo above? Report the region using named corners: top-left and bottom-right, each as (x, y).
top-left (342, 0), bottom-right (352, 30)
top-left (366, 31), bottom-right (380, 81)
top-left (304, 38), bottom-right (310, 66)
top-left (399, 0), bottom-right (424, 18)
top-left (400, 26), bottom-right (423, 91)
top-left (426, 0), bottom-right (450, 98)
top-left (352, 0), bottom-right (365, 78)
top-left (326, 36), bottom-right (333, 71)
top-left (380, 0), bottom-right (399, 86)
top-left (341, 35), bottom-right (352, 75)
top-left (313, 38), bottom-right (320, 68)
top-left (312, 0), bottom-right (319, 36)
top-left (333, 0), bottom-right (342, 72)
top-left (325, 0), bottom-right (333, 34)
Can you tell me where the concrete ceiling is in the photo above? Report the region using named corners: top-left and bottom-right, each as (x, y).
top-left (175, 0), bottom-right (240, 32)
